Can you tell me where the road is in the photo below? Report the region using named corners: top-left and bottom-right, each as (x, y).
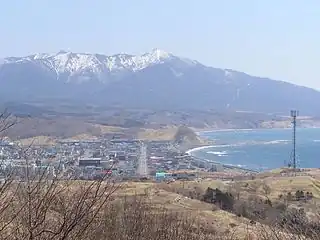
top-left (136, 143), bottom-right (148, 176)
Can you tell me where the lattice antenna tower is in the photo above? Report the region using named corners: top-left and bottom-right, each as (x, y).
top-left (290, 110), bottom-right (299, 170)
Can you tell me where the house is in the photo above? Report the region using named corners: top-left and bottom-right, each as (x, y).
top-left (79, 158), bottom-right (101, 167)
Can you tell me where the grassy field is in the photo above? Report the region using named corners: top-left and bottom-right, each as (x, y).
top-left (3, 171), bottom-right (317, 239)
top-left (16, 135), bottom-right (57, 146)
top-left (14, 125), bottom-right (181, 144)
top-left (136, 127), bottom-right (178, 141)
top-left (263, 175), bottom-right (320, 199)
top-left (111, 176), bottom-right (318, 239)
top-left (13, 123), bottom-right (126, 145)
top-left (113, 181), bottom-right (261, 238)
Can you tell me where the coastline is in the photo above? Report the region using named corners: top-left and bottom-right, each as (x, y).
top-left (187, 128), bottom-right (256, 173)
top-left (186, 133), bottom-right (260, 173)
top-left (185, 145), bottom-right (216, 155)
top-left (188, 127), bottom-right (289, 173)
top-left (188, 127), bottom-right (320, 172)
top-left (188, 151), bottom-right (259, 173)
top-left (194, 125), bottom-right (320, 135)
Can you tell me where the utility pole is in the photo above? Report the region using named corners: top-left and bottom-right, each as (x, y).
top-left (290, 110), bottom-right (298, 170)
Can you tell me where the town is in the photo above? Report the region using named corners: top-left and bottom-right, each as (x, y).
top-left (0, 135), bottom-right (254, 183)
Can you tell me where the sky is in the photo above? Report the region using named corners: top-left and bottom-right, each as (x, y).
top-left (1, 0), bottom-right (320, 89)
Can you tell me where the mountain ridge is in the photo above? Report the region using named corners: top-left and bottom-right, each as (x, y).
top-left (2, 48), bottom-right (191, 74)
top-left (0, 49), bottom-right (319, 116)
top-left (0, 49), bottom-right (311, 89)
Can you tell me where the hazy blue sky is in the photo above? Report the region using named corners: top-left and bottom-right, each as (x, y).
top-left (1, 0), bottom-right (320, 89)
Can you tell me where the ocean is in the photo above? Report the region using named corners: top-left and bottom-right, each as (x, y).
top-left (188, 128), bottom-right (320, 172)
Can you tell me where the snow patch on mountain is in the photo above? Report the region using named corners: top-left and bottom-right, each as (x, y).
top-left (1, 48), bottom-right (177, 75)
top-left (170, 67), bottom-right (184, 77)
top-left (224, 69), bottom-right (233, 78)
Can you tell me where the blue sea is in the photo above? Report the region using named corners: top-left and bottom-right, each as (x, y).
top-left (188, 128), bottom-right (320, 172)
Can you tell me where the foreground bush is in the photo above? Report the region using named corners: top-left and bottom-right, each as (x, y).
top-left (0, 170), bottom-right (205, 240)
top-left (0, 169), bottom-right (319, 239)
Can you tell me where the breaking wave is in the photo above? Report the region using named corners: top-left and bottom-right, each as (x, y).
top-left (186, 140), bottom-right (290, 155)
top-left (262, 140), bottom-right (290, 145)
top-left (185, 145), bottom-right (216, 154)
top-left (207, 151), bottom-right (228, 157)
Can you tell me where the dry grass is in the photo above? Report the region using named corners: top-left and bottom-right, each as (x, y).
top-left (95, 124), bottom-right (125, 134)
top-left (264, 176), bottom-right (320, 199)
top-left (137, 127), bottom-right (178, 140)
top-left (160, 179), bottom-right (226, 192)
top-left (16, 135), bottom-right (57, 146)
top-left (113, 182), bottom-right (265, 238)
top-left (0, 173), bottom-right (319, 239)
top-left (153, 174), bottom-right (320, 203)
top-left (306, 168), bottom-right (320, 180)
top-left (69, 133), bottom-right (99, 140)
top-left (153, 174), bottom-right (320, 237)
top-left (12, 123), bottom-right (126, 144)
top-left (235, 175), bottom-right (320, 200)
top-left (115, 182), bottom-right (260, 235)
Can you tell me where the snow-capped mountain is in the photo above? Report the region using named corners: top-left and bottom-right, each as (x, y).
top-left (4, 48), bottom-right (174, 70)
top-left (1, 49), bottom-right (320, 115)
top-left (1, 49), bottom-right (198, 83)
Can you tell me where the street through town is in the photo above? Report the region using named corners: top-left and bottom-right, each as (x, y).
top-left (136, 143), bottom-right (148, 176)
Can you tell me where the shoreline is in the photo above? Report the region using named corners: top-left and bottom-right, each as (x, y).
top-left (187, 127), bottom-right (320, 173)
top-left (186, 143), bottom-right (261, 173)
top-left (189, 153), bottom-right (259, 173)
top-left (195, 126), bottom-right (320, 135)
top-left (188, 128), bottom-right (291, 173)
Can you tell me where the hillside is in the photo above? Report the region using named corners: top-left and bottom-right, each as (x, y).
top-left (1, 49), bottom-right (320, 116)
top-left (0, 160), bottom-right (319, 239)
top-left (173, 126), bottom-right (203, 145)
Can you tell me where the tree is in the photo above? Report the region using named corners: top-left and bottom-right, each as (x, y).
top-left (0, 109), bottom-right (17, 137)
top-left (306, 191), bottom-right (313, 200)
top-left (262, 182), bottom-right (271, 198)
top-left (202, 187), bottom-right (215, 203)
top-left (0, 160), bottom-right (120, 240)
top-left (0, 111), bottom-right (120, 239)
top-left (213, 188), bottom-right (234, 211)
top-left (295, 190), bottom-right (305, 201)
top-left (287, 192), bottom-right (293, 201)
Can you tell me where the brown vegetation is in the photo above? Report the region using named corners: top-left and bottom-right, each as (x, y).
top-left (157, 179), bottom-right (320, 239)
top-left (6, 117), bottom-right (102, 139)
top-left (1, 113), bottom-right (320, 239)
top-left (137, 126), bottom-right (178, 141)
top-left (1, 172), bottom-right (320, 240)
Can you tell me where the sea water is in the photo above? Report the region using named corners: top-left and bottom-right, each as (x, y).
top-left (188, 128), bottom-right (320, 171)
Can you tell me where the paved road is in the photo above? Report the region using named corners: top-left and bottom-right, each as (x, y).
top-left (136, 143), bottom-right (148, 176)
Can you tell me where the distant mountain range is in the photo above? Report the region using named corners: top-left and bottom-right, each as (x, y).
top-left (1, 49), bottom-right (320, 116)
